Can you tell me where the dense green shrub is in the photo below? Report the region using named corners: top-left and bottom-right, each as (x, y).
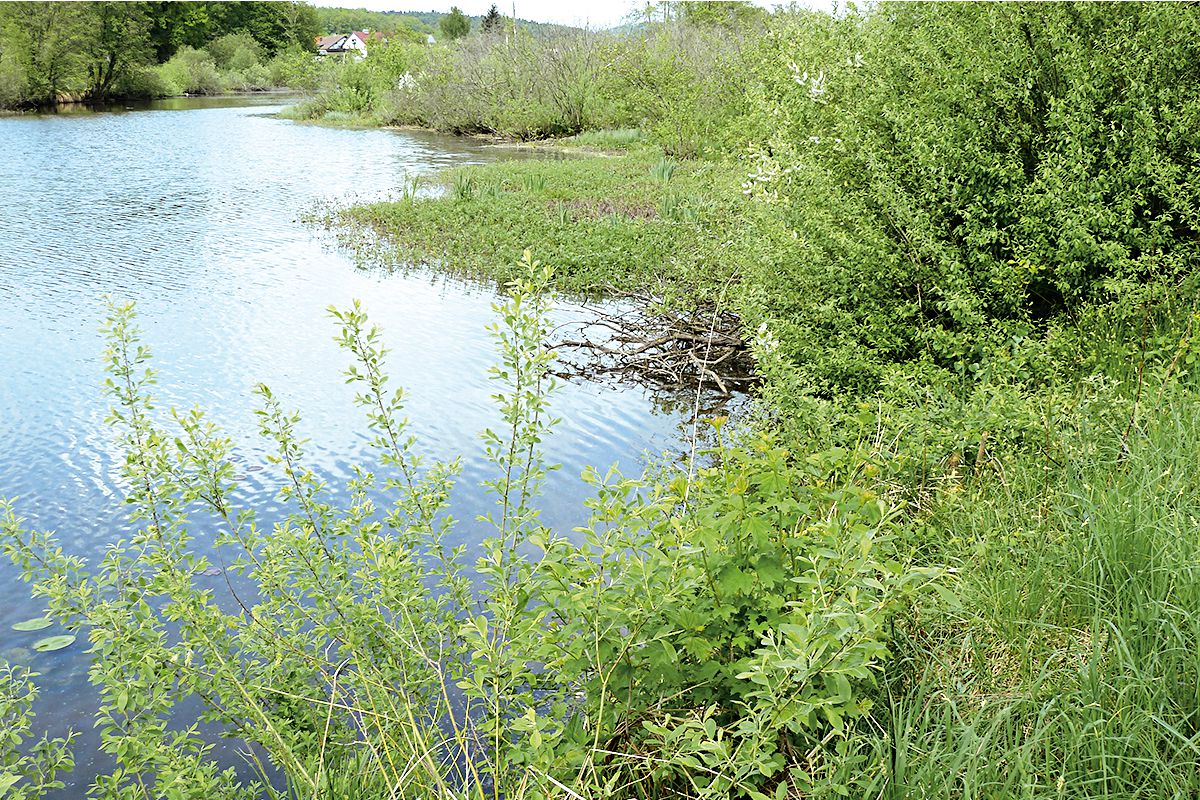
top-left (602, 23), bottom-right (753, 157)
top-left (284, 17), bottom-right (759, 146)
top-left (298, 22), bottom-right (754, 145)
top-left (157, 45), bottom-right (221, 95)
top-left (207, 31), bottom-right (263, 72)
top-left (111, 63), bottom-right (171, 99)
top-left (0, 49), bottom-right (27, 108)
top-left (267, 45), bottom-right (325, 90)
top-left (221, 63), bottom-right (272, 92)
top-left (739, 3), bottom-right (1200, 396)
top-left (388, 30), bottom-right (615, 138)
top-left (525, 436), bottom-right (933, 797)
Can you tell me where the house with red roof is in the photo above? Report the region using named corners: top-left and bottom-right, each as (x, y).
top-left (315, 30), bottom-right (390, 59)
top-left (347, 31), bottom-right (389, 55)
top-left (315, 34), bottom-right (348, 56)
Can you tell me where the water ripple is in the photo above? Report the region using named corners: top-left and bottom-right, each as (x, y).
top-left (0, 96), bottom-right (697, 795)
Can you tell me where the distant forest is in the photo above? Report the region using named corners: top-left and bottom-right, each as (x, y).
top-left (313, 5), bottom-right (579, 37)
top-left (0, 1), bottom-right (578, 109)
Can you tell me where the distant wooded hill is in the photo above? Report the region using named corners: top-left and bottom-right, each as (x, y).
top-left (314, 6), bottom-right (581, 37)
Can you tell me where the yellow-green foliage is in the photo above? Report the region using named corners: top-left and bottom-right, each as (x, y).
top-left (0, 665), bottom-right (75, 797)
top-left (156, 46), bottom-right (221, 95)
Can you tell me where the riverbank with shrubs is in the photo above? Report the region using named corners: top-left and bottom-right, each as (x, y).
top-left (0, 2), bottom-right (319, 108)
top-left (6, 2), bottom-right (1200, 798)
top-left (313, 3), bottom-right (1200, 796)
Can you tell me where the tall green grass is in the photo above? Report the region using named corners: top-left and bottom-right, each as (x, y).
top-left (880, 377), bottom-right (1200, 798)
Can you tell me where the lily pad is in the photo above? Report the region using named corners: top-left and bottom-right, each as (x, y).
top-left (31, 635), bottom-right (76, 652)
top-left (11, 617), bottom-right (52, 632)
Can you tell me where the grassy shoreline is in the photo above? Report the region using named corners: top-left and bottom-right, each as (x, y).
top-left (7, 2), bottom-right (1200, 796)
top-left (336, 143), bottom-right (763, 302)
top-left (328, 124), bottom-right (1200, 797)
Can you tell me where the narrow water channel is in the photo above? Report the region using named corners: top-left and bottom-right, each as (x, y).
top-left (0, 96), bottom-right (696, 794)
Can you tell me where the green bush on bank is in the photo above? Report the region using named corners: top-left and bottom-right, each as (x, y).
top-left (267, 46), bottom-right (325, 91)
top-left (0, 48), bottom-right (26, 109)
top-left (208, 32), bottom-right (264, 73)
top-left (157, 41), bottom-right (294, 96)
top-left (740, 3), bottom-right (1200, 397)
top-left (293, 22), bottom-right (757, 146)
top-left (1, 260), bottom-right (935, 799)
top-left (157, 46), bottom-right (223, 95)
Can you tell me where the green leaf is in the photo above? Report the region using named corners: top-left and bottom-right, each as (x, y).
top-left (717, 566), bottom-right (756, 597)
top-left (0, 772), bottom-right (22, 796)
top-left (32, 635), bottom-right (76, 652)
top-left (11, 617), bottom-right (53, 632)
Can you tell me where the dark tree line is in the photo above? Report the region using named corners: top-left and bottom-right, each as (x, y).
top-left (0, 1), bottom-right (318, 107)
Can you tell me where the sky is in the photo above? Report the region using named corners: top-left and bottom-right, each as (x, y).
top-left (310, 0), bottom-right (835, 30)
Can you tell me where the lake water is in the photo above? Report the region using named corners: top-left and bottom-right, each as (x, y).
top-left (0, 96), bottom-right (698, 794)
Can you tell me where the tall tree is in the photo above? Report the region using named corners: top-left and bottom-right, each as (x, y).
top-left (278, 1), bottom-right (319, 51)
top-left (80, 1), bottom-right (153, 101)
top-left (480, 3), bottom-right (504, 35)
top-left (147, 1), bottom-right (212, 61)
top-left (0, 2), bottom-right (83, 104)
top-left (438, 6), bottom-right (468, 41)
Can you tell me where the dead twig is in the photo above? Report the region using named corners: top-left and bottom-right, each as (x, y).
top-left (549, 293), bottom-right (756, 399)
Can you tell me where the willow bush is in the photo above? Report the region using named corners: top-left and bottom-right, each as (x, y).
top-left (1, 253), bottom-right (931, 799)
top-left (0, 664), bottom-right (75, 799)
top-left (298, 21), bottom-right (755, 144)
top-left (600, 21), bottom-right (755, 158)
top-left (381, 29), bottom-right (616, 138)
top-left (737, 2), bottom-right (1200, 397)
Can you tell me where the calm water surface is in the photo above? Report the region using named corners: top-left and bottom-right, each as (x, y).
top-left (0, 96), bottom-right (694, 792)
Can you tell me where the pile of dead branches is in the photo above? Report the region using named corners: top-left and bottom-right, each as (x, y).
top-left (549, 289), bottom-right (757, 397)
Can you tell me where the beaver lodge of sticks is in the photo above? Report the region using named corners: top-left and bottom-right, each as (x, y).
top-left (549, 287), bottom-right (758, 398)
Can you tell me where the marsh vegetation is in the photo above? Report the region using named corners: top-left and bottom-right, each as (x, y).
top-left (5, 2), bottom-right (1200, 799)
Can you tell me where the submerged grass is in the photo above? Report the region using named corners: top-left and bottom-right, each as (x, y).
top-left (556, 128), bottom-right (646, 153)
top-left (276, 102), bottom-right (382, 128)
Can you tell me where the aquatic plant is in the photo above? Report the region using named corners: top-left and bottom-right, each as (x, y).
top-left (520, 173), bottom-right (546, 194)
top-left (452, 172), bottom-right (476, 202)
top-left (649, 158), bottom-right (676, 184)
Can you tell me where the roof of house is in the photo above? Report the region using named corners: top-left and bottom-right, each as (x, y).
top-left (353, 31), bottom-right (388, 41)
top-left (316, 34), bottom-right (348, 51)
